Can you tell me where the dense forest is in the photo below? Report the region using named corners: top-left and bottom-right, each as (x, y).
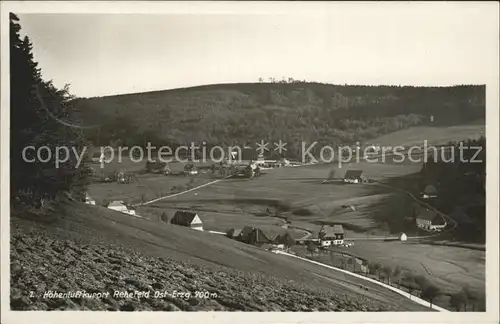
top-left (73, 83), bottom-right (485, 159)
top-left (419, 136), bottom-right (486, 242)
top-left (10, 14), bottom-right (89, 209)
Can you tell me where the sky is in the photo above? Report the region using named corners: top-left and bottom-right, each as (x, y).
top-left (16, 3), bottom-right (498, 98)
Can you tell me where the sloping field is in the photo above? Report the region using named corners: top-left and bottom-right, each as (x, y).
top-left (340, 241), bottom-right (485, 310)
top-left (368, 124), bottom-right (485, 147)
top-left (10, 203), bottom-right (428, 311)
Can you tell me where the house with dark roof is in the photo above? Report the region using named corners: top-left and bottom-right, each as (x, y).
top-left (415, 210), bottom-right (446, 231)
top-left (420, 184), bottom-right (438, 199)
top-left (226, 228), bottom-right (243, 239)
top-left (235, 226), bottom-right (280, 246)
top-left (343, 170), bottom-right (365, 184)
top-left (170, 211), bottom-right (203, 231)
top-left (320, 224), bottom-right (345, 246)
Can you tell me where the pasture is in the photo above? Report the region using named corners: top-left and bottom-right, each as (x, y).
top-left (88, 171), bottom-right (219, 206)
top-left (367, 124), bottom-right (485, 147)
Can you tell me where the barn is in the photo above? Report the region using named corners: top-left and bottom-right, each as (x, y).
top-left (170, 211), bottom-right (204, 231)
top-left (415, 210), bottom-right (446, 231)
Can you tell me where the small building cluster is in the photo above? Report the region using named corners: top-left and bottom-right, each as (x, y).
top-left (226, 226), bottom-right (295, 250)
top-left (415, 209), bottom-right (447, 231)
top-left (343, 170), bottom-right (367, 184)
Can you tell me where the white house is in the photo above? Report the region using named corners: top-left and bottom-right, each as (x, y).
top-left (107, 201), bottom-right (128, 213)
top-left (399, 233), bottom-right (408, 241)
top-left (107, 201), bottom-right (137, 216)
top-left (84, 193), bottom-right (96, 205)
top-left (320, 225), bottom-right (345, 247)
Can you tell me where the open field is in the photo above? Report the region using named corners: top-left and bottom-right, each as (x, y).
top-left (144, 158), bottom-right (484, 310)
top-left (367, 124), bottom-right (485, 147)
top-left (329, 241), bottom-right (485, 310)
top-left (88, 172), bottom-right (219, 206)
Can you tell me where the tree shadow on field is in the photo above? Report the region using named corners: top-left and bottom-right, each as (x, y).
top-left (362, 184), bottom-right (420, 236)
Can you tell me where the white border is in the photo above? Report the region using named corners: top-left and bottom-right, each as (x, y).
top-left (1, 2), bottom-right (499, 324)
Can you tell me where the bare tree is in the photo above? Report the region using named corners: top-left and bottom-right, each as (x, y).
top-left (421, 284), bottom-right (441, 308)
top-left (450, 289), bottom-right (467, 311)
top-left (373, 262), bottom-right (382, 281)
top-left (383, 265), bottom-right (393, 284)
top-left (306, 241), bottom-right (316, 257)
top-left (402, 272), bottom-right (417, 299)
top-left (392, 265), bottom-right (402, 287)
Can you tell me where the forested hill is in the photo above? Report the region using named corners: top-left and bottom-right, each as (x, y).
top-left (73, 83), bottom-right (485, 157)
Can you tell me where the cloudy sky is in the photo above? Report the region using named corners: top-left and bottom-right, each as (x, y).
top-left (16, 3), bottom-right (498, 98)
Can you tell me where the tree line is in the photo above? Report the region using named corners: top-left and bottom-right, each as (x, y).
top-left (75, 77), bottom-right (485, 161)
top-left (10, 13), bottom-right (90, 209)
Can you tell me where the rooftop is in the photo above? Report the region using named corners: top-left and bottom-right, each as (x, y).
top-left (344, 170), bottom-right (363, 179)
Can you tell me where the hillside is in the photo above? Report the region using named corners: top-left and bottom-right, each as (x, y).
top-left (10, 202), bottom-right (428, 311)
top-left (73, 83), bottom-right (485, 158)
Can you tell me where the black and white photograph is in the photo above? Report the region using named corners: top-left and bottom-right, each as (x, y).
top-left (1, 2), bottom-right (499, 323)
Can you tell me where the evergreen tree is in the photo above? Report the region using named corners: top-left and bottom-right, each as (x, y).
top-left (10, 13), bottom-right (89, 209)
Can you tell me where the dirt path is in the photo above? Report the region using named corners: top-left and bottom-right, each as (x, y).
top-left (134, 177), bottom-right (230, 207)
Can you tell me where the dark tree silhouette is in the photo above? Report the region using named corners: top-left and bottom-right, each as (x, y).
top-left (450, 290), bottom-right (467, 311)
top-left (10, 13), bottom-right (89, 209)
top-left (421, 284), bottom-right (441, 307)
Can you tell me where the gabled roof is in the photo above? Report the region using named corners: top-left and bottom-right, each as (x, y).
top-left (321, 225), bottom-right (344, 238)
top-left (344, 170), bottom-right (363, 179)
top-left (257, 228), bottom-right (278, 243)
top-left (332, 224), bottom-right (344, 234)
top-left (232, 228), bottom-right (243, 237)
top-left (108, 201), bottom-right (125, 208)
top-left (171, 210), bottom-right (200, 226)
top-left (423, 184), bottom-right (438, 195)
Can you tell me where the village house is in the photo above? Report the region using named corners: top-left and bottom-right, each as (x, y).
top-left (399, 232), bottom-right (408, 241)
top-left (170, 210), bottom-right (204, 231)
top-left (343, 170), bottom-right (366, 184)
top-left (232, 226), bottom-right (279, 246)
top-left (84, 192), bottom-right (95, 205)
top-left (107, 201), bottom-right (129, 213)
top-left (420, 184), bottom-right (438, 199)
top-left (320, 224), bottom-right (345, 247)
top-left (415, 210), bottom-right (447, 231)
top-left (107, 201), bottom-right (137, 216)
